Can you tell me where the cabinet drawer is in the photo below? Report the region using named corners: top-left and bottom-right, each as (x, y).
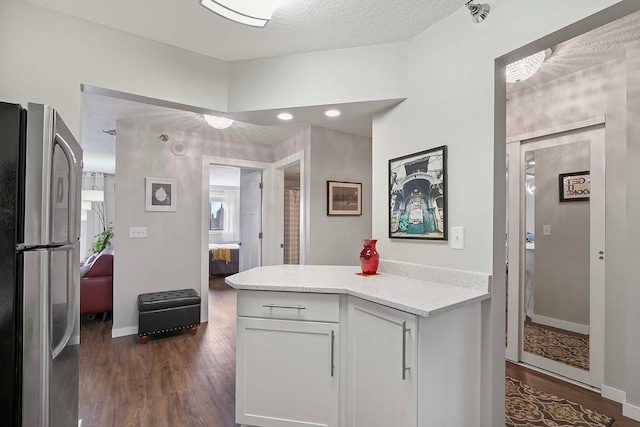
top-left (237, 290), bottom-right (340, 322)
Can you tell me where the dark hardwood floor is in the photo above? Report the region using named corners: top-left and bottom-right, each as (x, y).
top-left (78, 277), bottom-right (239, 427)
top-left (507, 362), bottom-right (640, 427)
top-left (79, 277), bottom-right (639, 426)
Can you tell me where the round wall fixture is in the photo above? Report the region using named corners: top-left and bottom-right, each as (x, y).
top-left (171, 141), bottom-right (188, 156)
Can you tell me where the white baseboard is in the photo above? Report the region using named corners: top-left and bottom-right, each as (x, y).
top-left (623, 401), bottom-right (640, 422)
top-left (601, 384), bottom-right (626, 403)
top-left (111, 326), bottom-right (138, 338)
top-left (531, 314), bottom-right (590, 335)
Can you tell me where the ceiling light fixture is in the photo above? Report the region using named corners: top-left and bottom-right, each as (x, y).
top-left (200, 0), bottom-right (278, 28)
top-left (324, 109), bottom-right (341, 118)
top-left (465, 1), bottom-right (490, 23)
top-left (277, 113), bottom-right (293, 121)
top-left (204, 114), bottom-right (234, 129)
top-left (506, 51), bottom-right (546, 83)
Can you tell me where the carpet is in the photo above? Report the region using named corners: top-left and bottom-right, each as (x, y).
top-left (523, 323), bottom-right (589, 371)
top-left (505, 376), bottom-right (614, 427)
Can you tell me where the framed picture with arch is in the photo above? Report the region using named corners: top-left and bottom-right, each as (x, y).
top-left (388, 146), bottom-right (447, 240)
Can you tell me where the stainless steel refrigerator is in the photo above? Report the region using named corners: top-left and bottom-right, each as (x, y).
top-left (0, 102), bottom-right (81, 426)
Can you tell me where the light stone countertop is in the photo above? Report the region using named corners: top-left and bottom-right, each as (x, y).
top-left (225, 265), bottom-right (491, 318)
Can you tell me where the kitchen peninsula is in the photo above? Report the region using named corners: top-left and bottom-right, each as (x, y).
top-left (226, 263), bottom-right (492, 427)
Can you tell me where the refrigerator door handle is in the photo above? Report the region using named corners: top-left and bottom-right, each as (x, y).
top-left (53, 132), bottom-right (79, 246)
top-left (51, 246), bottom-right (76, 360)
top-left (50, 133), bottom-right (78, 360)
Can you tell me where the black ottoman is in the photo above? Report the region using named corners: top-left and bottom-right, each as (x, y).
top-left (137, 288), bottom-right (201, 344)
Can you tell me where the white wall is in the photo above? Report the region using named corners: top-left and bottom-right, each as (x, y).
top-left (625, 40), bottom-right (640, 416)
top-left (227, 43), bottom-right (408, 112)
top-left (0, 0), bottom-right (228, 139)
top-left (370, 1), bottom-right (629, 424)
top-left (308, 127), bottom-right (372, 265)
top-left (113, 122), bottom-right (272, 333)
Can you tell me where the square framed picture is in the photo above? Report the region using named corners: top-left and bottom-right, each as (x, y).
top-left (327, 181), bottom-right (362, 216)
top-left (389, 146), bottom-right (447, 240)
top-left (146, 177), bottom-right (177, 212)
top-left (559, 171), bottom-right (590, 202)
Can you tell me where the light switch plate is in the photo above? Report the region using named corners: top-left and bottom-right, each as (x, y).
top-left (451, 226), bottom-right (464, 250)
top-left (129, 226), bottom-right (147, 238)
top-left (543, 225), bottom-right (551, 236)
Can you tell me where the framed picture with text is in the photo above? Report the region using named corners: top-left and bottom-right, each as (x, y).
top-left (559, 171), bottom-right (590, 202)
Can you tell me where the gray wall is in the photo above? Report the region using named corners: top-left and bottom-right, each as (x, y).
top-left (113, 122), bottom-right (272, 331)
top-left (533, 143), bottom-right (590, 327)
top-left (308, 127), bottom-right (372, 265)
top-left (506, 55), bottom-right (628, 391)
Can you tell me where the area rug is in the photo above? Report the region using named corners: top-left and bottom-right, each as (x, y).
top-left (505, 376), bottom-right (614, 427)
top-left (523, 323), bottom-right (589, 371)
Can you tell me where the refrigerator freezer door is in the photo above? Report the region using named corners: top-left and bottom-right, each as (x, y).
top-left (0, 102), bottom-right (26, 426)
top-left (23, 104), bottom-right (82, 247)
top-left (22, 245), bottom-right (79, 427)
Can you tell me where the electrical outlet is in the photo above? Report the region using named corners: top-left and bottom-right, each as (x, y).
top-left (543, 225), bottom-right (551, 236)
top-left (451, 226), bottom-right (464, 250)
top-left (129, 227), bottom-right (147, 238)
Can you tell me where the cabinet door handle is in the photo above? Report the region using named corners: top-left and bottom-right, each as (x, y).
top-left (402, 321), bottom-right (411, 380)
top-left (330, 330), bottom-right (335, 377)
top-left (262, 304), bottom-right (306, 310)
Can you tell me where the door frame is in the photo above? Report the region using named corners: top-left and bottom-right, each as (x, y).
top-left (200, 156), bottom-right (272, 323)
top-left (505, 118), bottom-right (605, 388)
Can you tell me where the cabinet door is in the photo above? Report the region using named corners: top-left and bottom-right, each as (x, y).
top-left (236, 317), bottom-right (339, 427)
top-left (346, 297), bottom-right (417, 427)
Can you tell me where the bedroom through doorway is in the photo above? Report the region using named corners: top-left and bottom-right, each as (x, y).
top-left (208, 164), bottom-right (263, 279)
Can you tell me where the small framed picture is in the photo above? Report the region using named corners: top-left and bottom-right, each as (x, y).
top-left (327, 181), bottom-right (362, 216)
top-left (559, 171), bottom-right (590, 202)
top-left (146, 177), bottom-right (177, 212)
top-left (389, 146), bottom-right (447, 240)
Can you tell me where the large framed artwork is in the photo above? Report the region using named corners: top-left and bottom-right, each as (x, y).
top-left (389, 146), bottom-right (447, 240)
top-left (145, 177), bottom-right (177, 212)
top-left (327, 181), bottom-right (362, 216)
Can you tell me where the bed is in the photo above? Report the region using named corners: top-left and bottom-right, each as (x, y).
top-left (209, 243), bottom-right (240, 275)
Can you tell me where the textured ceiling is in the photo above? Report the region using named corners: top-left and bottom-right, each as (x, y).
top-left (23, 0), bottom-right (463, 61)
top-left (508, 10), bottom-right (640, 93)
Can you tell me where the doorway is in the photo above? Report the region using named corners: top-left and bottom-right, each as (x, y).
top-left (283, 162), bottom-right (301, 264)
top-left (506, 124), bottom-right (605, 388)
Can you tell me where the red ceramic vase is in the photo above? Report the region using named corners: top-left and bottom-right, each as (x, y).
top-left (359, 239), bottom-right (379, 275)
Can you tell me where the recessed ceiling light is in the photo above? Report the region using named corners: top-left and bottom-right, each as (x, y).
top-left (204, 114), bottom-right (234, 129)
top-left (324, 109), bottom-right (341, 118)
top-left (278, 113), bottom-right (294, 121)
top-left (200, 0), bottom-right (277, 28)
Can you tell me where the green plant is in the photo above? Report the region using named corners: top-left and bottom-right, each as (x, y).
top-left (91, 227), bottom-right (114, 254)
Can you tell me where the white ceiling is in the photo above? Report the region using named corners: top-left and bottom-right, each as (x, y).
top-left (23, 0), bottom-right (464, 61)
top-left (508, 10), bottom-right (640, 93)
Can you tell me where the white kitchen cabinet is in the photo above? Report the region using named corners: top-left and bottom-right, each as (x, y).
top-left (345, 296), bottom-right (417, 427)
top-left (236, 291), bottom-right (340, 427)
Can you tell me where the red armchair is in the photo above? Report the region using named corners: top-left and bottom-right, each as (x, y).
top-left (80, 246), bottom-right (113, 321)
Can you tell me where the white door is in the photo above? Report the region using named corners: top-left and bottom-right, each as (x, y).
top-left (346, 297), bottom-right (417, 427)
top-left (240, 169), bottom-right (262, 271)
top-left (506, 125), bottom-right (605, 388)
top-left (236, 317), bottom-right (339, 427)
